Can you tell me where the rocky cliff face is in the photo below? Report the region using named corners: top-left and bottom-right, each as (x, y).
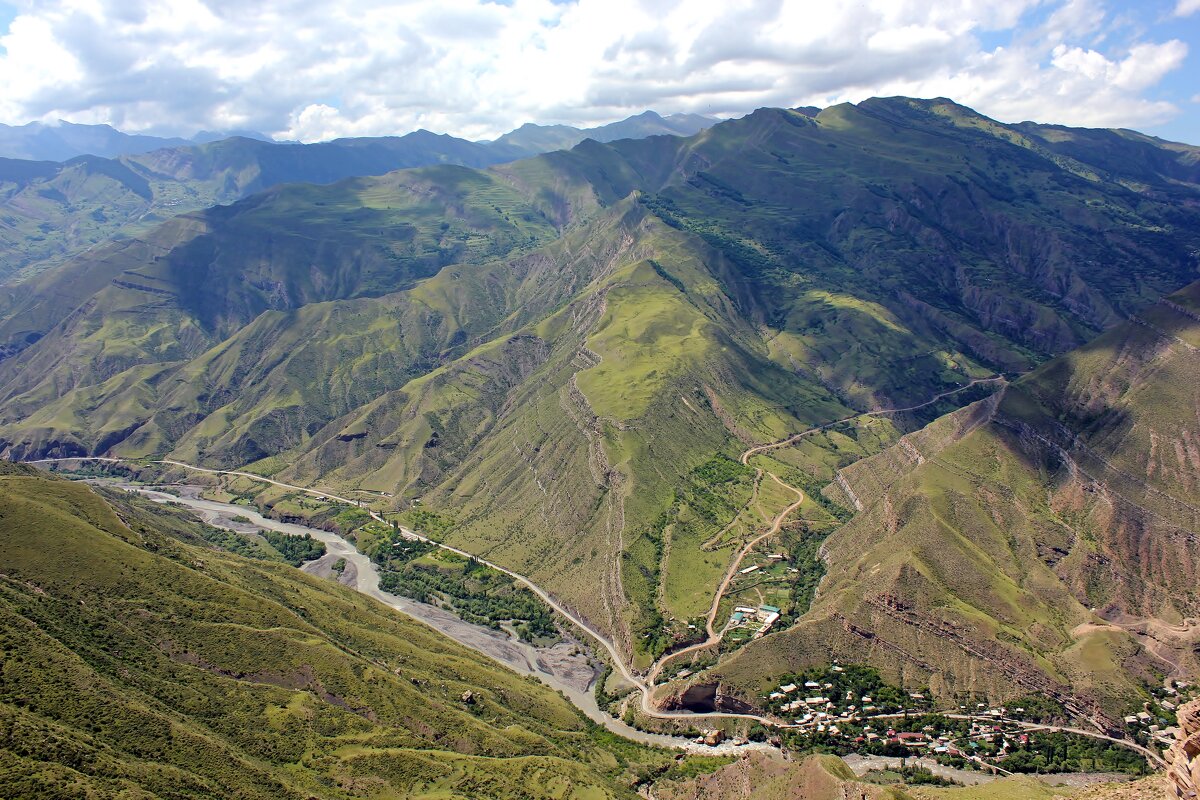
top-left (1169, 700), bottom-right (1200, 800)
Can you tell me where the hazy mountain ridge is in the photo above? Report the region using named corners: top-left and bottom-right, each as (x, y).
top-left (0, 111), bottom-right (719, 284)
top-left (1, 97), bottom-right (1199, 712)
top-left (487, 111), bottom-right (718, 158)
top-left (0, 120), bottom-right (198, 161)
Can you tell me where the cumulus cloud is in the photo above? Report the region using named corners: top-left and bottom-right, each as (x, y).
top-left (1051, 40), bottom-right (1187, 92)
top-left (0, 0), bottom-right (1190, 141)
top-left (1176, 0), bottom-right (1200, 17)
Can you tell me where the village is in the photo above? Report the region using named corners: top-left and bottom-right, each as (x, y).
top-left (1130, 678), bottom-right (1191, 752)
top-left (686, 663), bottom-right (1178, 778)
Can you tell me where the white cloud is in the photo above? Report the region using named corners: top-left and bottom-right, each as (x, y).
top-left (867, 25), bottom-right (955, 55)
top-left (0, 0), bottom-right (1189, 141)
top-left (1051, 40), bottom-right (1187, 92)
top-left (1175, 0), bottom-right (1200, 17)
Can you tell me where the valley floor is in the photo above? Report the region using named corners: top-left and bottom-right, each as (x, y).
top-left (108, 479), bottom-right (768, 756)
top-left (70, 470), bottom-right (1173, 784)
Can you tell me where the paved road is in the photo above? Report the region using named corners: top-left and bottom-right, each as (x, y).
top-left (31, 455), bottom-right (789, 729)
top-left (23, 377), bottom-right (1010, 734)
top-left (28, 376), bottom-right (1007, 718)
top-left (865, 711), bottom-right (1166, 769)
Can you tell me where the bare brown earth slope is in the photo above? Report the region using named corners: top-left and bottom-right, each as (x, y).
top-left (710, 281), bottom-right (1200, 724)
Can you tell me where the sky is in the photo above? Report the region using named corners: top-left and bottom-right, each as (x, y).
top-left (0, 0), bottom-right (1197, 144)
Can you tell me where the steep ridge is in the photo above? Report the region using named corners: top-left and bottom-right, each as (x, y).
top-left (2, 97), bottom-right (1200, 674)
top-left (0, 164), bottom-right (561, 426)
top-left (0, 461), bottom-right (676, 798)
top-left (711, 282), bottom-right (1200, 722)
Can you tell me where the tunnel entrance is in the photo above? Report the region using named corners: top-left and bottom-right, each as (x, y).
top-left (677, 683), bottom-right (718, 713)
top-left (662, 683), bottom-right (760, 715)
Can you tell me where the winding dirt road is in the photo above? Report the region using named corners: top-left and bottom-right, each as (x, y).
top-left (24, 375), bottom-right (1013, 733)
top-left (646, 476), bottom-right (804, 688)
top-left (643, 378), bottom-right (1008, 690)
top-left (740, 376), bottom-right (1008, 465)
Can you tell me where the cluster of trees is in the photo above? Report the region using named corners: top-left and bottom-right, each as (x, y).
top-left (261, 531), bottom-right (325, 566)
top-left (195, 523), bottom-right (275, 560)
top-left (1005, 695), bottom-right (1066, 723)
top-left (881, 766), bottom-right (958, 786)
top-left (628, 511), bottom-right (671, 658)
top-left (685, 456), bottom-right (755, 525)
top-left (779, 523), bottom-right (827, 619)
top-left (371, 534), bottom-right (556, 642)
top-left (187, 515), bottom-right (324, 567)
top-left (1002, 733), bottom-right (1147, 774)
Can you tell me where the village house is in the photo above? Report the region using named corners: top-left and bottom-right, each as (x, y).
top-left (757, 605), bottom-right (781, 621)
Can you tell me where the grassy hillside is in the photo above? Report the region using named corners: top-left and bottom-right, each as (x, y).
top-left (0, 462), bottom-right (685, 798)
top-left (1, 96), bottom-right (1199, 684)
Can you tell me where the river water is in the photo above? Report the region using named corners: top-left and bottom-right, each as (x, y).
top-left (116, 483), bottom-right (747, 753)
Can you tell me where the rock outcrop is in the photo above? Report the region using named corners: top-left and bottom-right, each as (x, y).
top-left (1169, 699), bottom-right (1200, 800)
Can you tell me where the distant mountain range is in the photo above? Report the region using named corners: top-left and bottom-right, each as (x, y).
top-left (0, 111), bottom-right (718, 162)
top-left (1, 97), bottom-right (1198, 726)
top-left (487, 111), bottom-right (717, 158)
top-left (0, 111), bottom-right (718, 282)
top-left (0, 120), bottom-right (274, 161)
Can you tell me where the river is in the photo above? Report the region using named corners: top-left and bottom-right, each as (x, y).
top-left (114, 482), bottom-right (753, 754)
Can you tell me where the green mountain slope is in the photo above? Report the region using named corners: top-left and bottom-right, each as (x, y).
top-left (0, 461), bottom-right (673, 798)
top-left (709, 281), bottom-right (1200, 723)
top-left (1, 96), bottom-right (1199, 689)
